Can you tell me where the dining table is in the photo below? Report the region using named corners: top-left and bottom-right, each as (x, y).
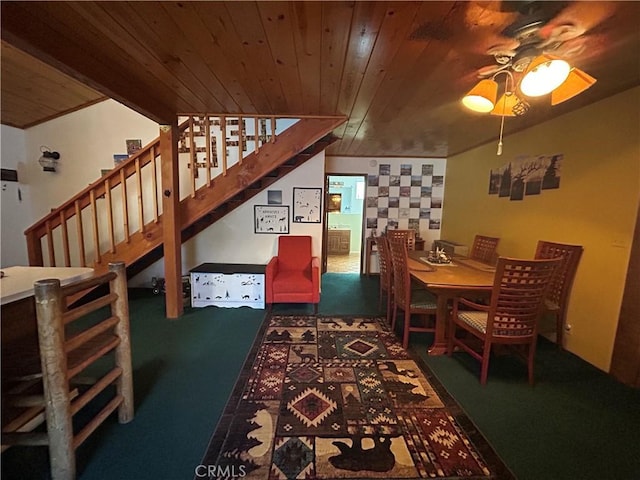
top-left (407, 251), bottom-right (496, 355)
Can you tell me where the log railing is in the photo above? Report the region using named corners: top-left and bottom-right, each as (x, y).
top-left (24, 115), bottom-right (297, 270)
top-left (0, 261), bottom-right (133, 480)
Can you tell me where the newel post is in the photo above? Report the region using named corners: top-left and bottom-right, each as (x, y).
top-left (34, 278), bottom-right (74, 480)
top-left (109, 261), bottom-right (134, 423)
top-left (26, 230), bottom-right (44, 266)
top-left (159, 123), bottom-right (183, 318)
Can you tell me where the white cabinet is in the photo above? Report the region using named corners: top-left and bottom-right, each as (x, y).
top-left (190, 263), bottom-right (265, 309)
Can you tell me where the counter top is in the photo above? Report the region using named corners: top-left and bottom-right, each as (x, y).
top-left (0, 266), bottom-right (95, 305)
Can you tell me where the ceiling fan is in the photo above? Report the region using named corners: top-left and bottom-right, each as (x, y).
top-left (462, 1), bottom-right (603, 117)
top-left (478, 1), bottom-right (586, 77)
top-left (461, 1), bottom-right (607, 155)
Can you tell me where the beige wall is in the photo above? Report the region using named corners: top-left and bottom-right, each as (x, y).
top-left (442, 87), bottom-right (640, 372)
top-left (1, 125), bottom-right (31, 266)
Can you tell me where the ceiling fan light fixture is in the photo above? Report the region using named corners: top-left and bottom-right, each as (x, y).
top-left (462, 78), bottom-right (498, 113)
top-left (520, 54), bottom-right (571, 97)
top-left (490, 92), bottom-right (520, 117)
top-left (551, 67), bottom-right (597, 105)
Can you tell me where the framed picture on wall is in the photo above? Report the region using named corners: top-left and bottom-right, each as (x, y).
top-left (254, 205), bottom-right (289, 234)
top-left (327, 193), bottom-right (342, 213)
top-left (293, 187), bottom-right (322, 223)
top-left (267, 190), bottom-right (282, 205)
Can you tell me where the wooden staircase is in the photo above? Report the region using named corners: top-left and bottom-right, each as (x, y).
top-left (24, 115), bottom-right (344, 278)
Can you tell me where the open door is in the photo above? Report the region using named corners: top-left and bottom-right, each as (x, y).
top-left (323, 174), bottom-right (367, 274)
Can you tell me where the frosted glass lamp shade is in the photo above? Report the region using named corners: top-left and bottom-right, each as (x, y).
top-left (462, 79), bottom-right (498, 113)
top-left (520, 55), bottom-right (571, 97)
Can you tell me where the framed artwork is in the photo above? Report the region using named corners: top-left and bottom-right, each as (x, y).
top-left (126, 139), bottom-right (142, 156)
top-left (254, 205), bottom-right (289, 234)
top-left (293, 187), bottom-right (322, 223)
top-left (267, 190), bottom-right (282, 205)
top-left (327, 193), bottom-right (342, 213)
top-left (113, 154), bottom-right (128, 166)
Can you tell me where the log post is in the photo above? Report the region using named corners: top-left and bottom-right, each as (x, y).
top-left (34, 278), bottom-right (74, 480)
top-left (109, 261), bottom-right (134, 423)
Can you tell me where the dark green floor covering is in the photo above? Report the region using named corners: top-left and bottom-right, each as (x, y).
top-left (2, 273), bottom-right (639, 479)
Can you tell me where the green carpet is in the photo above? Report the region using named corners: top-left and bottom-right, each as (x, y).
top-left (2, 273), bottom-right (639, 480)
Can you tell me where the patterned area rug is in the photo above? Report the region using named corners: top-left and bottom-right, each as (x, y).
top-left (198, 315), bottom-right (514, 479)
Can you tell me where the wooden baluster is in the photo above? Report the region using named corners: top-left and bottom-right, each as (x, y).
top-left (271, 116), bottom-right (276, 143)
top-left (109, 261), bottom-right (134, 423)
top-left (59, 210), bottom-right (71, 267)
top-left (120, 169), bottom-right (130, 242)
top-left (238, 115), bottom-right (243, 165)
top-left (135, 158), bottom-right (144, 233)
top-left (45, 219), bottom-right (56, 267)
top-left (74, 200), bottom-right (86, 267)
top-left (89, 189), bottom-right (100, 264)
top-left (104, 178), bottom-right (115, 253)
top-left (26, 230), bottom-right (44, 266)
top-left (33, 278), bottom-right (75, 480)
top-left (150, 147), bottom-right (159, 222)
top-left (189, 116), bottom-right (196, 197)
top-left (254, 116), bottom-right (260, 153)
top-left (205, 116), bottom-right (212, 187)
top-left (221, 116), bottom-right (227, 176)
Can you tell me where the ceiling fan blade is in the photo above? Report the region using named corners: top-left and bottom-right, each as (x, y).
top-left (544, 36), bottom-right (587, 58)
top-left (538, 2), bottom-right (617, 40)
top-left (539, 22), bottom-right (586, 48)
top-left (410, 1), bottom-right (519, 55)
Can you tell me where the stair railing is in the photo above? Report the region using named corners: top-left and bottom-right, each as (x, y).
top-left (24, 115), bottom-right (297, 270)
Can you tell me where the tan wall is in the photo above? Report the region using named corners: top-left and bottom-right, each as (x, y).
top-left (442, 87), bottom-right (640, 372)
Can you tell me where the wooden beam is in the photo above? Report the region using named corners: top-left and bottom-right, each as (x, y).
top-left (159, 123), bottom-right (183, 318)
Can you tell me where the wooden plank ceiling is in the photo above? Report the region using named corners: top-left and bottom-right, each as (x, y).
top-left (1, 1), bottom-right (639, 157)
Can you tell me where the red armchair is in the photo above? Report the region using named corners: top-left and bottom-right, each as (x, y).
top-left (266, 236), bottom-right (320, 313)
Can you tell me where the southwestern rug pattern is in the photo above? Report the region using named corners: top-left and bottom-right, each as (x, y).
top-left (198, 315), bottom-right (514, 480)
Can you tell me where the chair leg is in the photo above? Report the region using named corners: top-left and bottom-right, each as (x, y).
top-left (480, 343), bottom-right (492, 385)
top-left (555, 312), bottom-right (564, 349)
top-left (527, 341), bottom-right (537, 386)
top-left (386, 292), bottom-right (393, 326)
top-left (402, 310), bottom-right (410, 349)
top-left (391, 304), bottom-right (398, 334)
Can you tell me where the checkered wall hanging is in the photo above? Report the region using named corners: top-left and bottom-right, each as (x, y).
top-left (365, 162), bottom-right (443, 237)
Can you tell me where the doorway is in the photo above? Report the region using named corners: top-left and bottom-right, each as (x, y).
top-left (324, 174), bottom-right (367, 273)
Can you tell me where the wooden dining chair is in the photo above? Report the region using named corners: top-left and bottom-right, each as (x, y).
top-left (470, 235), bottom-right (500, 264)
top-left (375, 236), bottom-right (393, 325)
top-left (388, 237), bottom-right (437, 349)
top-left (448, 256), bottom-right (562, 385)
top-left (386, 229), bottom-right (416, 251)
top-left (534, 240), bottom-right (584, 349)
